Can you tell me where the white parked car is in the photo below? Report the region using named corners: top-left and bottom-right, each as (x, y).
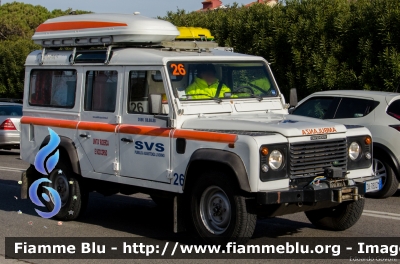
top-left (291, 90), bottom-right (400, 198)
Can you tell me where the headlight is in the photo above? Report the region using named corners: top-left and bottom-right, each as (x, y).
top-left (348, 142), bottom-right (361, 161)
top-left (269, 150), bottom-right (283, 170)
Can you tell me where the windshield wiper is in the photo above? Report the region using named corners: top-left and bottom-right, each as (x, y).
top-left (250, 94), bottom-right (263, 101)
top-left (230, 91), bottom-right (263, 101)
top-left (182, 94), bottom-right (222, 103)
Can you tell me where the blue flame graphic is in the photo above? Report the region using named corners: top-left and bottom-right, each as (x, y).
top-left (34, 128), bottom-right (60, 175)
top-left (29, 178), bottom-right (62, 219)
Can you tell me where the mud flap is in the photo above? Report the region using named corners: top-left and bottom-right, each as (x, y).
top-left (173, 195), bottom-right (186, 233)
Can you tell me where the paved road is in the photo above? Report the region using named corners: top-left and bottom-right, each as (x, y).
top-left (0, 150), bottom-right (399, 264)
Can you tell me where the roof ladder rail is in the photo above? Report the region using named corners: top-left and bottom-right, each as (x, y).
top-left (39, 48), bottom-right (46, 65)
top-left (70, 47), bottom-right (77, 65)
top-left (104, 45), bottom-right (114, 65)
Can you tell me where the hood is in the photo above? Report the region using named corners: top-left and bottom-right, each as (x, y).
top-left (181, 113), bottom-right (347, 137)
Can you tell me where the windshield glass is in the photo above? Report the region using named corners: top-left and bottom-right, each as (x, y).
top-left (167, 62), bottom-right (278, 101)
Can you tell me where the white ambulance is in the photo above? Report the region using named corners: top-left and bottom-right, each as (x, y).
top-left (20, 13), bottom-right (381, 243)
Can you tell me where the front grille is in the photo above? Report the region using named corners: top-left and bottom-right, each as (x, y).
top-left (289, 138), bottom-right (347, 177)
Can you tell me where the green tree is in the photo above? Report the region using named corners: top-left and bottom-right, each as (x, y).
top-left (0, 2), bottom-right (90, 98)
top-left (162, 0), bottom-right (400, 99)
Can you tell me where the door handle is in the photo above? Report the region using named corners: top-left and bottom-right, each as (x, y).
top-left (121, 138), bottom-right (133, 143)
top-left (80, 134), bottom-right (91, 138)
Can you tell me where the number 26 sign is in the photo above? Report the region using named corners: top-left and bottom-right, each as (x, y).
top-left (170, 64), bottom-right (186, 76)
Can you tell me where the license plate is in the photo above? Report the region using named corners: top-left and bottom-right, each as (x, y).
top-left (365, 178), bottom-right (382, 193)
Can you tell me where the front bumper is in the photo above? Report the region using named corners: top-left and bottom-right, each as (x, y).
top-left (257, 176), bottom-right (381, 205)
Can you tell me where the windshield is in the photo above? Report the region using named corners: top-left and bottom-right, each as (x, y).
top-left (167, 62), bottom-right (278, 101)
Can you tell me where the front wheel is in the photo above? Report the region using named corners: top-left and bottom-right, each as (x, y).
top-left (188, 171), bottom-right (256, 244)
top-left (367, 158), bottom-right (399, 198)
top-left (305, 199), bottom-right (365, 231)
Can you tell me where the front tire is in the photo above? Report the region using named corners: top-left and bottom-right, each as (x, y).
top-left (188, 171), bottom-right (256, 244)
top-left (44, 161), bottom-right (88, 220)
top-left (367, 158), bottom-right (399, 198)
top-left (305, 199), bottom-right (365, 231)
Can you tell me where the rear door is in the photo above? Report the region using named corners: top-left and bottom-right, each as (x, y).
top-left (77, 67), bottom-right (123, 175)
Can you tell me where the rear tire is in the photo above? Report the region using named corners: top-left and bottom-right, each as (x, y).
top-left (305, 199), bottom-right (364, 231)
top-left (188, 171), bottom-right (256, 244)
top-left (43, 161), bottom-right (88, 220)
top-left (367, 158), bottom-right (399, 198)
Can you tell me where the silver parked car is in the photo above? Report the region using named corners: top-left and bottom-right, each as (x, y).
top-left (291, 90), bottom-right (400, 198)
top-left (0, 102), bottom-right (22, 150)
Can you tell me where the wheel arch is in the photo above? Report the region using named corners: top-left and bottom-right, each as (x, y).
top-left (374, 143), bottom-right (400, 181)
top-left (40, 135), bottom-right (81, 175)
top-left (183, 149), bottom-right (251, 193)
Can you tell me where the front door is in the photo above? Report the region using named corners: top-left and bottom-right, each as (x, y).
top-left (119, 66), bottom-right (172, 183)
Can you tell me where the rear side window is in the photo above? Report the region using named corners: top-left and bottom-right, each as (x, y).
top-left (29, 70), bottom-right (77, 108)
top-left (387, 99), bottom-right (400, 120)
top-left (334, 98), bottom-right (374, 119)
top-left (292, 97), bottom-right (337, 119)
top-left (0, 105), bottom-right (22, 116)
top-left (84, 71), bottom-right (118, 112)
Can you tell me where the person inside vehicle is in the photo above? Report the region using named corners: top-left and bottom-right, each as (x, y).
top-left (185, 64), bottom-right (231, 99)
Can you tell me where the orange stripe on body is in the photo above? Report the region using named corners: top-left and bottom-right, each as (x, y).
top-left (173, 130), bottom-right (238, 144)
top-left (21, 117), bottom-right (238, 143)
top-left (78, 122), bottom-right (117, 133)
top-left (20, 116), bottom-right (78, 129)
top-left (119, 125), bottom-right (171, 137)
top-left (36, 21), bottom-right (128, 32)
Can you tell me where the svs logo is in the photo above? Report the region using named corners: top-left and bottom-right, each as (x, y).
top-left (135, 141), bottom-right (165, 152)
top-left (29, 128), bottom-right (62, 219)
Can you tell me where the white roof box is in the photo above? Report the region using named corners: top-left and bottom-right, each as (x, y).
top-left (32, 13), bottom-right (180, 47)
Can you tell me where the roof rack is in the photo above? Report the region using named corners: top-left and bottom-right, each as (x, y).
top-left (160, 40), bottom-right (219, 51)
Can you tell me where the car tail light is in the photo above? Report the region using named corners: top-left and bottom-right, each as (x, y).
top-left (388, 112), bottom-right (400, 121)
top-left (390, 125), bottom-right (400, 132)
top-left (0, 119), bottom-right (17, 130)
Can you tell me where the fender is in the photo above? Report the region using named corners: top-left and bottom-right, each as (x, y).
top-left (40, 136), bottom-right (81, 175)
top-left (184, 148), bottom-right (251, 192)
top-left (374, 143), bottom-right (400, 180)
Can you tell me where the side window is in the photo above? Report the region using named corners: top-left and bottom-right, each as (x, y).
top-left (84, 71), bottom-right (118, 112)
top-left (29, 70), bottom-right (77, 108)
top-left (127, 70), bottom-right (169, 115)
top-left (387, 99), bottom-right (400, 120)
top-left (334, 98), bottom-right (373, 119)
top-left (128, 71), bottom-right (148, 113)
top-left (292, 97), bottom-right (336, 119)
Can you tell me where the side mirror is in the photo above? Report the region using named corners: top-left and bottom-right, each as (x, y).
top-left (149, 94), bottom-right (162, 115)
top-left (290, 88), bottom-right (298, 107)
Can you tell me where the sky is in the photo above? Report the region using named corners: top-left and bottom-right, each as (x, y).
top-left (2, 0), bottom-right (256, 18)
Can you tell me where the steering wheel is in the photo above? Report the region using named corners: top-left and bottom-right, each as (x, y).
top-left (232, 85), bottom-right (255, 94)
